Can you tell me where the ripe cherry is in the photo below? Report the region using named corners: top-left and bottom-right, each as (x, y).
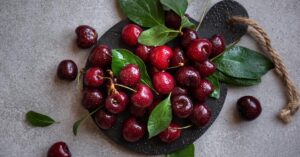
top-left (176, 66), bottom-right (201, 89)
top-left (195, 60), bottom-right (216, 77)
top-left (165, 11), bottom-right (181, 30)
top-left (95, 110), bottom-right (117, 129)
top-left (122, 117), bottom-right (145, 142)
top-left (130, 105), bottom-right (147, 117)
top-left (57, 60), bottom-right (78, 81)
top-left (190, 104), bottom-right (211, 127)
top-left (210, 34), bottom-right (225, 58)
top-left (237, 96), bottom-right (262, 121)
top-left (131, 83), bottom-right (153, 108)
top-left (84, 67), bottom-right (104, 88)
top-left (88, 44), bottom-right (112, 68)
top-left (187, 39), bottom-right (212, 63)
top-left (75, 25), bottom-right (98, 48)
top-left (105, 91), bottom-right (128, 114)
top-left (82, 89), bottom-right (103, 110)
top-left (135, 45), bottom-right (153, 62)
top-left (47, 141), bottom-right (71, 157)
top-left (192, 79), bottom-right (214, 102)
top-left (171, 47), bottom-right (189, 67)
top-left (159, 122), bottom-right (181, 143)
top-left (180, 28), bottom-right (198, 47)
top-left (119, 64), bottom-right (141, 87)
top-left (171, 87), bottom-right (188, 96)
top-left (171, 95), bottom-right (193, 118)
top-left (150, 46), bottom-right (174, 70)
top-left (121, 24), bottom-right (143, 46)
top-left (153, 72), bottom-right (175, 94)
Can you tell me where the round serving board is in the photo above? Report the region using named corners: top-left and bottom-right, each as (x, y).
top-left (84, 0), bottom-right (248, 155)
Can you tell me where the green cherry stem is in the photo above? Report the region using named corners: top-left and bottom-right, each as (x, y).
top-left (166, 63), bottom-right (184, 70)
top-left (176, 125), bottom-right (193, 130)
top-left (115, 83), bottom-right (137, 93)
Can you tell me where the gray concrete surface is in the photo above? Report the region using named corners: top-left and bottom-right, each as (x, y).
top-left (0, 0), bottom-right (299, 157)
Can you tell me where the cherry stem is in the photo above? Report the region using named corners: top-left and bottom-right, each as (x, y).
top-left (166, 63), bottom-right (184, 70)
top-left (196, 0), bottom-right (211, 31)
top-left (115, 83), bottom-right (137, 92)
top-left (175, 125), bottom-right (193, 130)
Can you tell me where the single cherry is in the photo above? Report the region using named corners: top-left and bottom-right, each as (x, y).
top-left (82, 89), bottom-right (103, 110)
top-left (176, 66), bottom-right (201, 89)
top-left (47, 141), bottom-right (71, 157)
top-left (171, 47), bottom-right (189, 67)
top-left (130, 105), bottom-right (147, 117)
top-left (131, 83), bottom-right (153, 108)
top-left (119, 64), bottom-right (141, 87)
top-left (75, 25), bottom-right (98, 48)
top-left (57, 60), bottom-right (78, 81)
top-left (171, 95), bottom-right (193, 118)
top-left (237, 96), bottom-right (262, 121)
top-left (135, 45), bottom-right (153, 62)
top-left (171, 87), bottom-right (188, 96)
top-left (121, 24), bottom-right (143, 46)
top-left (84, 67), bottom-right (104, 88)
top-left (153, 72), bottom-right (175, 94)
top-left (195, 60), bottom-right (216, 77)
top-left (187, 39), bottom-right (212, 63)
top-left (180, 28), bottom-right (198, 47)
top-left (95, 110), bottom-right (117, 129)
top-left (165, 11), bottom-right (181, 30)
top-left (150, 46), bottom-right (174, 70)
top-left (192, 79), bottom-right (214, 102)
top-left (88, 44), bottom-right (112, 68)
top-left (159, 122), bottom-right (181, 143)
top-left (210, 34), bottom-right (225, 58)
top-left (122, 117), bottom-right (146, 142)
top-left (105, 91), bottom-right (128, 114)
top-left (190, 104), bottom-right (211, 127)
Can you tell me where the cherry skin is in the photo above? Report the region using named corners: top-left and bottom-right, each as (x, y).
top-left (159, 122), bottom-right (181, 143)
top-left (47, 141), bottom-right (71, 157)
top-left (75, 25), bottom-right (98, 48)
top-left (119, 64), bottom-right (141, 87)
top-left (180, 28), bottom-right (198, 47)
top-left (153, 72), bottom-right (175, 94)
top-left (187, 39), bottom-right (212, 63)
top-left (192, 79), bottom-right (214, 102)
top-left (89, 44), bottom-right (112, 68)
top-left (57, 60), bottom-right (78, 81)
top-left (210, 34), bottom-right (225, 58)
top-left (131, 83), bottom-right (153, 108)
top-left (122, 117), bottom-right (146, 142)
top-left (171, 95), bottom-right (193, 118)
top-left (84, 67), bottom-right (104, 88)
top-left (176, 66), bottom-right (201, 89)
top-left (237, 96), bottom-right (262, 121)
top-left (121, 24), bottom-right (143, 46)
top-left (82, 89), bottom-right (103, 110)
top-left (190, 104), bottom-right (211, 127)
top-left (150, 46), bottom-right (174, 70)
top-left (171, 47), bottom-right (189, 67)
top-left (95, 110), bottom-right (117, 129)
top-left (105, 91), bottom-right (128, 114)
top-left (171, 87), bottom-right (188, 96)
top-left (195, 60), bottom-right (216, 77)
top-left (135, 45), bottom-right (153, 62)
top-left (130, 105), bottom-right (147, 117)
top-left (165, 11), bottom-right (181, 30)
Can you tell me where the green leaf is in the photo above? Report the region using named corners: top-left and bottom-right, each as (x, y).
top-left (138, 25), bottom-right (179, 46)
top-left (112, 49), bottom-right (154, 89)
top-left (166, 144), bottom-right (195, 157)
top-left (181, 16), bottom-right (196, 29)
top-left (148, 93), bottom-right (172, 138)
top-left (215, 70), bottom-right (261, 86)
top-left (207, 75), bottom-right (220, 99)
top-left (118, 0), bottom-right (164, 27)
top-left (73, 106), bottom-right (103, 136)
top-left (160, 0), bottom-right (188, 17)
top-left (214, 46), bottom-right (274, 79)
top-left (26, 111), bottom-right (57, 127)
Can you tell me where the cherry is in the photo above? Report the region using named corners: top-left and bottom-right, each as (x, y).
top-left (131, 83), bottom-right (153, 108)
top-left (171, 87), bottom-right (188, 96)
top-left (88, 44), bottom-right (112, 68)
top-left (150, 46), bottom-right (174, 70)
top-left (47, 141), bottom-right (71, 157)
top-left (192, 79), bottom-right (214, 102)
top-left (171, 47), bottom-right (189, 67)
top-left (75, 25), bottom-right (98, 48)
top-left (195, 60), bottom-right (216, 77)
top-left (159, 122), bottom-right (181, 143)
top-left (82, 89), bottom-right (103, 110)
top-left (153, 72), bottom-right (175, 94)
top-left (187, 39), bottom-right (212, 63)
top-left (190, 104), bottom-right (211, 127)
top-left (95, 110), bottom-right (117, 129)
top-left (130, 105), bottom-right (147, 117)
top-left (176, 66), bottom-right (201, 89)
top-left (135, 45), bottom-right (153, 62)
top-left (180, 28), bottom-right (198, 47)
top-left (121, 24), bottom-right (143, 46)
top-left (165, 11), bottom-right (181, 30)
top-left (122, 117), bottom-right (145, 142)
top-left (171, 95), bottom-right (193, 118)
top-left (84, 67), bottom-right (104, 88)
top-left (237, 96), bottom-right (262, 121)
top-left (119, 64), bottom-right (141, 87)
top-left (210, 34), bottom-right (225, 58)
top-left (105, 91), bottom-right (128, 114)
top-left (57, 60), bottom-right (78, 81)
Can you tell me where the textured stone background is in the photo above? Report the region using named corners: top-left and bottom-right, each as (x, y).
top-left (0, 0), bottom-right (299, 157)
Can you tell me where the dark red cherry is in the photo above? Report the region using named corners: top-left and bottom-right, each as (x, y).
top-left (95, 110), bottom-right (117, 129)
top-left (82, 89), bottom-right (103, 110)
top-left (130, 105), bottom-right (147, 117)
top-left (171, 87), bottom-right (188, 96)
top-left (84, 67), bottom-right (104, 88)
top-left (192, 79), bottom-right (214, 102)
top-left (187, 39), bottom-right (212, 63)
top-left (135, 45), bottom-right (153, 62)
top-left (180, 28), bottom-right (198, 47)
top-left (150, 46), bottom-right (174, 70)
top-left (131, 83), bottom-right (153, 108)
top-left (190, 104), bottom-right (211, 127)
top-left (88, 44), bottom-right (112, 68)
top-left (121, 24), bottom-right (143, 46)
top-left (47, 141), bottom-right (71, 157)
top-left (165, 11), bottom-right (181, 30)
top-left (210, 34), bottom-right (225, 58)
top-left (237, 96), bottom-right (262, 121)
top-left (171, 47), bottom-right (189, 67)
top-left (119, 64), bottom-right (141, 87)
top-left (57, 60), bottom-right (78, 81)
top-left (105, 91), bottom-right (128, 114)
top-left (176, 66), bottom-right (201, 89)
top-left (153, 72), bottom-right (175, 94)
top-left (159, 122), bottom-right (181, 143)
top-left (195, 60), bottom-right (216, 77)
top-left (122, 117), bottom-right (145, 142)
top-left (75, 25), bottom-right (98, 48)
top-left (171, 95), bottom-right (193, 118)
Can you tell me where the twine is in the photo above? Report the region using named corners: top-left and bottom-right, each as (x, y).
top-left (228, 16), bottom-right (300, 123)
